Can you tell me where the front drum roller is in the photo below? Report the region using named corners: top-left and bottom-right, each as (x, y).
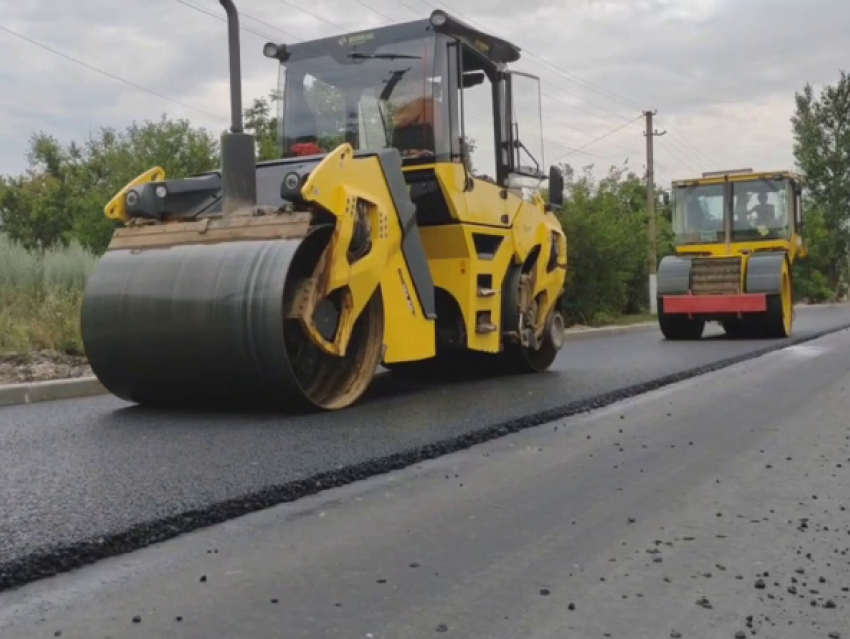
top-left (80, 229), bottom-right (384, 411)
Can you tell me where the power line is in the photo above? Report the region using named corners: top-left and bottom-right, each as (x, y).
top-left (206, 0), bottom-right (715, 174)
top-left (351, 0), bottom-right (399, 23)
top-left (656, 137), bottom-right (703, 176)
top-left (655, 114), bottom-right (720, 168)
top-left (176, 0), bottom-right (606, 165)
top-left (270, 0), bottom-right (645, 161)
top-left (398, 0), bottom-right (719, 172)
top-left (407, 0), bottom-right (640, 122)
top-left (1, 2), bottom-right (643, 175)
top-left (257, 0), bottom-right (622, 162)
top-left (175, 0), bottom-right (299, 42)
top-left (552, 115), bottom-right (643, 163)
top-left (0, 22), bottom-right (227, 123)
top-left (273, 0), bottom-right (347, 32)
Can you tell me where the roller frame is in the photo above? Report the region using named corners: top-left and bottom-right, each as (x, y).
top-left (81, 144), bottom-right (432, 410)
top-left (656, 252), bottom-right (792, 338)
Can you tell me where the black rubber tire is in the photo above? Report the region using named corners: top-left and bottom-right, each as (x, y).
top-left (722, 320), bottom-right (743, 338)
top-left (750, 265), bottom-right (793, 339)
top-left (499, 264), bottom-right (559, 373)
top-left (657, 298), bottom-right (705, 340)
top-left (761, 293), bottom-right (789, 339)
top-left (721, 319), bottom-right (753, 339)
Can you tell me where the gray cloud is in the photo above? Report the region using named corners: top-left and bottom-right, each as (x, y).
top-left (0, 0), bottom-right (847, 184)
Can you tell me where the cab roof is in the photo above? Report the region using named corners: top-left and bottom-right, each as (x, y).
top-left (270, 10), bottom-right (522, 67)
top-left (671, 169), bottom-right (801, 187)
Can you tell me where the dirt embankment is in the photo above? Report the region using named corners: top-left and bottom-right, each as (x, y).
top-left (0, 351), bottom-right (92, 385)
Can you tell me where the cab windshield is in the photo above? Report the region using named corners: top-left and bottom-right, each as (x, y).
top-left (672, 183), bottom-right (725, 244)
top-left (731, 179), bottom-right (791, 241)
top-left (277, 35), bottom-right (450, 162)
top-left (672, 178), bottom-right (793, 245)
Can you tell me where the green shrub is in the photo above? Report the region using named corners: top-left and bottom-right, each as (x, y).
top-left (0, 233), bottom-right (96, 353)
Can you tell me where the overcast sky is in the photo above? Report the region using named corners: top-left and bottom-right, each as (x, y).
top-left (0, 0), bottom-right (847, 186)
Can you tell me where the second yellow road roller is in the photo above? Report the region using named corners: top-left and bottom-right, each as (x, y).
top-left (80, 1), bottom-right (568, 411)
top-left (657, 168), bottom-right (806, 340)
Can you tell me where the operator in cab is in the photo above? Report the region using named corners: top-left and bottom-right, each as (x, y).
top-left (390, 72), bottom-right (444, 159)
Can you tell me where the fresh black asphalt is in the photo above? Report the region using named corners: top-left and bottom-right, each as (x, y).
top-left (0, 306), bottom-right (848, 591)
top-left (4, 319), bottom-right (850, 638)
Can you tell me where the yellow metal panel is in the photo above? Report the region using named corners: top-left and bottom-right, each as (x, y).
top-left (380, 250), bottom-right (436, 363)
top-left (429, 163), bottom-right (514, 227)
top-left (420, 163), bottom-right (465, 221)
top-left (409, 158), bottom-right (567, 357)
top-left (419, 225), bottom-right (474, 345)
top-left (300, 144), bottom-right (435, 359)
top-left (675, 237), bottom-right (800, 264)
top-left (462, 179), bottom-right (511, 227)
top-left (104, 166), bottom-right (166, 223)
top-left (466, 225), bottom-right (513, 353)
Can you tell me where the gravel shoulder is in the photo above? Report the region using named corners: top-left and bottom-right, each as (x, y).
top-left (2, 329), bottom-right (850, 638)
top-left (0, 351), bottom-right (91, 385)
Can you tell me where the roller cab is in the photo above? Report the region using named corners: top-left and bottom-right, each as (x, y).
top-left (657, 168), bottom-right (806, 340)
top-left (80, 2), bottom-right (568, 411)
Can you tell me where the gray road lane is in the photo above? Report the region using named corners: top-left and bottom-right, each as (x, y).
top-left (0, 305), bottom-right (848, 587)
top-left (3, 320), bottom-right (850, 638)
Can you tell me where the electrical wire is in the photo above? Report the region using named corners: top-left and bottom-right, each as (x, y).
top-left (0, 22), bottom-right (227, 123)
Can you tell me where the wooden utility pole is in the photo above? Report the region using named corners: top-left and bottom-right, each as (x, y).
top-left (644, 110), bottom-right (665, 315)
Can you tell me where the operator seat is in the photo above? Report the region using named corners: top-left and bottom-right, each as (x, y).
top-left (392, 96), bottom-right (438, 159)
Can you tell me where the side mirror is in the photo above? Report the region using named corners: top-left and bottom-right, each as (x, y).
top-left (548, 165), bottom-right (564, 209)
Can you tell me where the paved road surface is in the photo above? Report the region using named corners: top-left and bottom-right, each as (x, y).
top-left (1, 305), bottom-right (849, 591)
top-left (3, 317), bottom-right (850, 638)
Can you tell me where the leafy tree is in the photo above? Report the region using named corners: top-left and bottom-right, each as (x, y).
top-left (791, 70), bottom-right (850, 293)
top-left (0, 134), bottom-right (76, 251)
top-left (243, 92), bottom-right (281, 161)
top-left (462, 136), bottom-right (477, 173)
top-left (0, 116), bottom-right (220, 254)
top-left (547, 161), bottom-right (667, 324)
top-left (792, 202), bottom-right (834, 302)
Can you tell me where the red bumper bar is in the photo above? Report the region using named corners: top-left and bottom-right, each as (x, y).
top-left (662, 293), bottom-right (767, 314)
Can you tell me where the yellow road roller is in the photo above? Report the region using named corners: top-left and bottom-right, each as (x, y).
top-left (80, 1), bottom-right (568, 411)
top-left (657, 168), bottom-right (806, 339)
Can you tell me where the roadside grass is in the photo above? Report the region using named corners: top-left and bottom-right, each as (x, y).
top-left (0, 233), bottom-right (96, 355)
top-left (567, 311), bottom-right (656, 329)
top-left (0, 228), bottom-right (657, 359)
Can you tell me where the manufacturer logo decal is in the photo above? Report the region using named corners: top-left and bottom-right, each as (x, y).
top-left (397, 268), bottom-right (416, 315)
top-left (341, 32), bottom-right (375, 46)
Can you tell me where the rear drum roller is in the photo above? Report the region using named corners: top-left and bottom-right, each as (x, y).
top-left (760, 266), bottom-right (793, 338)
top-left (80, 228), bottom-right (384, 411)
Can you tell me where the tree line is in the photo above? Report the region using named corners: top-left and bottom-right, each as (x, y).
top-left (1, 72), bottom-right (848, 325)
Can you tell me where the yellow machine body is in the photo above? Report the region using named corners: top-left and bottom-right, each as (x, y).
top-left (79, 6), bottom-right (568, 411)
top-left (656, 168), bottom-right (805, 340)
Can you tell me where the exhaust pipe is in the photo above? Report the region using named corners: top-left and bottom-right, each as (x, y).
top-left (218, 0), bottom-right (257, 215)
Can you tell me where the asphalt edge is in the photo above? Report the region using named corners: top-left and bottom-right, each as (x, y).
top-left (0, 377), bottom-right (105, 407)
top-left (2, 320), bottom-right (850, 594)
top-left (1, 304), bottom-right (845, 407)
top-left (0, 324), bottom-right (658, 408)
